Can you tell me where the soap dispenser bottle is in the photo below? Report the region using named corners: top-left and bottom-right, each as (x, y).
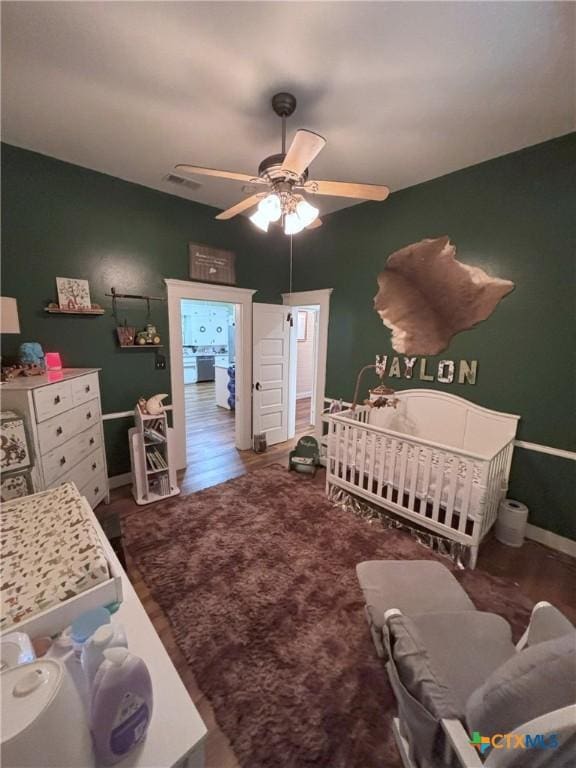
top-left (90, 647), bottom-right (153, 765)
top-left (81, 623), bottom-right (127, 691)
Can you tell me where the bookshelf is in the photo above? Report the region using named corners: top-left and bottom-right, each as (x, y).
top-left (129, 404), bottom-right (180, 505)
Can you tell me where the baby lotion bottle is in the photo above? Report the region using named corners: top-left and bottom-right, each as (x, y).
top-left (90, 647), bottom-right (153, 765)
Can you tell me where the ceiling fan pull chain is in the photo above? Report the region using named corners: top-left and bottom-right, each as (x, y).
top-left (282, 115), bottom-right (287, 155)
top-left (289, 233), bottom-right (293, 297)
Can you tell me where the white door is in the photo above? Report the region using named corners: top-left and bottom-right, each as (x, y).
top-left (253, 304), bottom-right (291, 446)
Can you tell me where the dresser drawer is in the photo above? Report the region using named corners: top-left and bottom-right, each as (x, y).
top-left (33, 380), bottom-right (73, 422)
top-left (81, 471), bottom-right (108, 509)
top-left (42, 424), bottom-right (101, 486)
top-left (71, 373), bottom-right (100, 407)
top-left (37, 399), bottom-right (101, 455)
top-left (48, 447), bottom-right (105, 492)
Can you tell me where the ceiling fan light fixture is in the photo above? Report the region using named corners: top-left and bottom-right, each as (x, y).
top-left (250, 208), bottom-right (270, 232)
top-left (284, 211), bottom-right (305, 236)
top-left (258, 193), bottom-right (281, 222)
top-left (296, 198), bottom-right (319, 227)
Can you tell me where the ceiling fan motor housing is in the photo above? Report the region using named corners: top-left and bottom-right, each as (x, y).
top-left (271, 92), bottom-right (297, 118)
top-left (258, 153), bottom-right (309, 185)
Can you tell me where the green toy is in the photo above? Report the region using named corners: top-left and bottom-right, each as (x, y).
top-left (289, 436), bottom-right (320, 475)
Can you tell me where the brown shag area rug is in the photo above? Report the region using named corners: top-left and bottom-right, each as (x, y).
top-left (122, 465), bottom-right (532, 768)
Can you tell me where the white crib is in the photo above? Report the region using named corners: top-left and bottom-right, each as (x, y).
top-left (326, 390), bottom-right (519, 568)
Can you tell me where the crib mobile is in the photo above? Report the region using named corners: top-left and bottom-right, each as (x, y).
top-left (352, 356), bottom-right (399, 411)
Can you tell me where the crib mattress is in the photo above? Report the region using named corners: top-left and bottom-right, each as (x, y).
top-left (330, 435), bottom-right (494, 521)
top-left (1, 482), bottom-right (110, 631)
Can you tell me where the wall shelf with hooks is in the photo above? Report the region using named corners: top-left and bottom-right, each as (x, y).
top-left (44, 307), bottom-right (105, 315)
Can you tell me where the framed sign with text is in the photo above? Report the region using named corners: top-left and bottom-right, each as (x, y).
top-left (188, 243), bottom-right (236, 285)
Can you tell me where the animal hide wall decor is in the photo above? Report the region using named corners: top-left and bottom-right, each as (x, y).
top-left (373, 236), bottom-right (514, 355)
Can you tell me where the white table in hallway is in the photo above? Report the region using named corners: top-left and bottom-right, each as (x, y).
top-left (70, 506), bottom-right (208, 768)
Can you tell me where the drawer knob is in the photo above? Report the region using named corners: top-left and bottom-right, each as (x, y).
top-left (85, 385), bottom-right (91, 393)
top-left (56, 426), bottom-right (63, 436)
top-left (94, 486), bottom-right (99, 494)
top-left (86, 412), bottom-right (92, 419)
top-left (54, 395), bottom-right (61, 405)
top-left (92, 462), bottom-right (97, 470)
top-left (89, 437), bottom-right (95, 445)
top-left (60, 456), bottom-right (66, 466)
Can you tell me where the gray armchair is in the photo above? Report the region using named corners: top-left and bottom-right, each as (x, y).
top-left (356, 561), bottom-right (576, 768)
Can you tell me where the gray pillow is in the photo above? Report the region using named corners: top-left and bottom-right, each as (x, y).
top-left (466, 632), bottom-right (576, 736)
top-left (388, 613), bottom-right (460, 719)
top-left (525, 604), bottom-right (574, 647)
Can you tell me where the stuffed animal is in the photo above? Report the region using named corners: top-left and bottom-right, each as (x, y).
top-left (146, 394), bottom-right (168, 415)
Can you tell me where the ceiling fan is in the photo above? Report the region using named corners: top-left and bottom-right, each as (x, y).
top-left (176, 92), bottom-right (390, 235)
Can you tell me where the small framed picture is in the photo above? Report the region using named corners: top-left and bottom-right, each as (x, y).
top-left (56, 277), bottom-right (92, 311)
top-left (189, 243), bottom-right (236, 285)
top-left (297, 311), bottom-right (307, 341)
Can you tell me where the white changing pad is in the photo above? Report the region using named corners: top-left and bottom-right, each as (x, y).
top-left (1, 483), bottom-right (110, 631)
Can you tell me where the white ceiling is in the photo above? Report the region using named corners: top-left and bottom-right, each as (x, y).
top-left (2, 1), bottom-right (574, 218)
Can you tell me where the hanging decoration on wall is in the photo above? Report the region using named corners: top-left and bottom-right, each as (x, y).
top-left (376, 354), bottom-right (478, 385)
top-left (373, 237), bottom-right (514, 355)
top-left (56, 277), bottom-right (92, 311)
top-left (189, 243), bottom-right (236, 285)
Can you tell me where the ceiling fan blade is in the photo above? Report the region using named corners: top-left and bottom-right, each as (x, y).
top-left (306, 179), bottom-right (390, 201)
top-left (306, 217), bottom-right (323, 230)
top-left (176, 164), bottom-right (266, 184)
top-left (281, 130), bottom-right (326, 178)
top-left (215, 193), bottom-right (262, 221)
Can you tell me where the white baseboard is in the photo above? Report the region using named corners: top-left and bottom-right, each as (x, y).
top-left (525, 524), bottom-right (576, 558)
top-left (108, 472), bottom-right (132, 490)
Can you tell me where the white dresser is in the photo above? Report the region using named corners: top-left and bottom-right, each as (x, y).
top-left (1, 368), bottom-right (109, 508)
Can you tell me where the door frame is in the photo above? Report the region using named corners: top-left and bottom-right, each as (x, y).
top-left (282, 288), bottom-right (332, 441)
top-left (165, 278), bottom-right (256, 470)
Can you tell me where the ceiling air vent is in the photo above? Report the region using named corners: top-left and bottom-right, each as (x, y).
top-left (163, 173), bottom-right (202, 191)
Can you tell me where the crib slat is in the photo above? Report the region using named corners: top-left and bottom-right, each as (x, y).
top-left (419, 449), bottom-right (433, 515)
top-left (334, 420), bottom-right (342, 480)
top-left (408, 446), bottom-right (419, 510)
top-left (350, 426), bottom-right (359, 486)
top-left (397, 441), bottom-right (409, 503)
top-left (431, 452), bottom-right (446, 521)
top-left (386, 439), bottom-right (398, 501)
top-left (376, 437), bottom-right (386, 497)
top-left (459, 461), bottom-right (474, 532)
top-left (367, 432), bottom-right (377, 493)
top-left (358, 428), bottom-right (368, 489)
top-left (444, 455), bottom-right (460, 529)
top-left (342, 420), bottom-right (350, 482)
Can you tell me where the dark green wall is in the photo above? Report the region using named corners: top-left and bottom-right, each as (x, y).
top-left (1, 144), bottom-right (287, 474)
top-left (2, 137), bottom-right (574, 538)
top-left (292, 134), bottom-right (576, 538)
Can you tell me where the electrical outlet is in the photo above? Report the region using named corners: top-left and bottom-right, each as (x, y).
top-left (155, 352), bottom-right (167, 370)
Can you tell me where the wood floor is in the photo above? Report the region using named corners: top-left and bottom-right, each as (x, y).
top-left (98, 395), bottom-right (576, 767)
top-left (182, 381), bottom-right (312, 494)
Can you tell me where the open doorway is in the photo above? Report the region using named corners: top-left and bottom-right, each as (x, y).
top-left (166, 279), bottom-right (255, 472)
top-left (181, 299), bottom-right (237, 467)
top-left (283, 288), bottom-right (332, 444)
top-left (292, 305), bottom-right (320, 435)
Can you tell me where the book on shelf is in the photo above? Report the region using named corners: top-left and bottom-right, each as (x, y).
top-left (144, 426), bottom-right (165, 444)
top-left (146, 446), bottom-right (168, 472)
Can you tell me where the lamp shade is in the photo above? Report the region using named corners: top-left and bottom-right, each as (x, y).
top-left (0, 297), bottom-right (20, 334)
top-left (284, 212), bottom-right (305, 235)
top-left (250, 208), bottom-right (270, 232)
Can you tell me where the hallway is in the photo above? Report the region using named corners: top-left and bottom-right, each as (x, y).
top-left (182, 382), bottom-right (313, 494)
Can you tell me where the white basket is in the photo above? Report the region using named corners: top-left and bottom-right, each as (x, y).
top-left (495, 499), bottom-right (529, 547)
